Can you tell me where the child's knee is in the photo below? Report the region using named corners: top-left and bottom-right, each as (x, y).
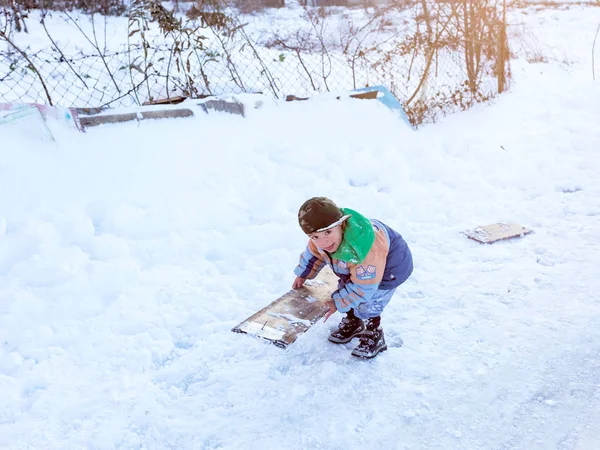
top-left (355, 302), bottom-right (383, 320)
top-left (355, 289), bottom-right (396, 319)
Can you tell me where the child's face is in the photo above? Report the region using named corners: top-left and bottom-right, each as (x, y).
top-left (308, 224), bottom-right (344, 252)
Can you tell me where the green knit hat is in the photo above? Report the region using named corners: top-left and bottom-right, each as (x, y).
top-left (298, 197), bottom-right (344, 234)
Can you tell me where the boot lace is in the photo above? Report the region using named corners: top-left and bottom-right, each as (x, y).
top-left (359, 330), bottom-right (376, 347)
top-left (339, 316), bottom-right (354, 331)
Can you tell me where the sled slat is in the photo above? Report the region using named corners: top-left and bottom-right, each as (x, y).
top-left (232, 268), bottom-right (338, 348)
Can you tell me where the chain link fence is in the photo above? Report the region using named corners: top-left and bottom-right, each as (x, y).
top-left (0, 3), bottom-right (510, 125)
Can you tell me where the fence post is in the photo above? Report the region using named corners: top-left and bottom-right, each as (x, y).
top-left (497, 0), bottom-right (507, 93)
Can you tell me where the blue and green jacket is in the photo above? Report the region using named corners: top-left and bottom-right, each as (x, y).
top-left (294, 209), bottom-right (413, 312)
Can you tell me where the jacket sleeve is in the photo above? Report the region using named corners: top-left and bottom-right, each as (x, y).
top-left (331, 247), bottom-right (387, 312)
top-left (294, 240), bottom-right (326, 280)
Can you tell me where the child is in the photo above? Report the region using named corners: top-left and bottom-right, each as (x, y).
top-left (293, 197), bottom-right (413, 358)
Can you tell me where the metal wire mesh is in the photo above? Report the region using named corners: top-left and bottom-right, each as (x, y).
top-left (0, 23), bottom-right (508, 125)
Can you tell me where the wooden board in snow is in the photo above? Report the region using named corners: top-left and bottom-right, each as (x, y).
top-left (232, 267), bottom-right (338, 348)
top-left (464, 223), bottom-right (532, 244)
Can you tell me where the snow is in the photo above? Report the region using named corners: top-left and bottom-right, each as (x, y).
top-left (266, 313), bottom-right (312, 327)
top-left (1, 4), bottom-right (600, 449)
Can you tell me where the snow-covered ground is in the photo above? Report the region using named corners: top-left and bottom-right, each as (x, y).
top-left (1, 4), bottom-right (600, 449)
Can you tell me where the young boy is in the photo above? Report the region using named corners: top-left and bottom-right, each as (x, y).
top-left (293, 197), bottom-right (413, 358)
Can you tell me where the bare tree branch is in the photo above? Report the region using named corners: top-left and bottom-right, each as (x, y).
top-left (64, 10), bottom-right (121, 93)
top-left (0, 29), bottom-right (53, 104)
top-left (40, 11), bottom-right (89, 89)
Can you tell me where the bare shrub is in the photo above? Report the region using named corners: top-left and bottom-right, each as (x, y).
top-left (1, 0), bottom-right (510, 124)
top-left (264, 0), bottom-right (509, 125)
top-left (231, 0), bottom-right (284, 14)
top-left (1, 0), bottom-right (30, 33)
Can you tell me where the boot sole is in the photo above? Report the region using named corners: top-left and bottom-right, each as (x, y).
top-left (328, 330), bottom-right (366, 344)
top-left (351, 344), bottom-right (388, 359)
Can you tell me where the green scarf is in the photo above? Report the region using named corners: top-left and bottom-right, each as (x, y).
top-left (331, 208), bottom-right (375, 264)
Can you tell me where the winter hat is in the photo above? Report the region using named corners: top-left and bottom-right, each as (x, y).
top-left (298, 197), bottom-right (348, 234)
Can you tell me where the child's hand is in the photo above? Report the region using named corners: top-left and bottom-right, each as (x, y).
top-left (323, 300), bottom-right (337, 322)
top-left (292, 277), bottom-right (306, 289)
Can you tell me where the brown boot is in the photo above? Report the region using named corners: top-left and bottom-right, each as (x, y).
top-left (351, 316), bottom-right (387, 358)
top-left (328, 310), bottom-right (365, 344)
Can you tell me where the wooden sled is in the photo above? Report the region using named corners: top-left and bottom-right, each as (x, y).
top-left (232, 268), bottom-right (338, 348)
top-left (464, 223), bottom-right (532, 244)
